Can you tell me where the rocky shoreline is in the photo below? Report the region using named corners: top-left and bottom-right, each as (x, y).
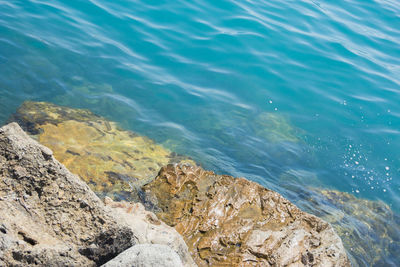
top-left (0, 123), bottom-right (195, 266)
top-left (2, 101), bottom-right (395, 266)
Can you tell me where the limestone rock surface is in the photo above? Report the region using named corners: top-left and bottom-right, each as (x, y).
top-left (0, 123), bottom-right (195, 266)
top-left (9, 101), bottom-right (195, 201)
top-left (143, 164), bottom-right (350, 267)
top-left (101, 244), bottom-right (183, 267)
top-left (104, 198), bottom-right (196, 267)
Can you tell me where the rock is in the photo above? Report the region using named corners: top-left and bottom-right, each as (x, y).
top-left (278, 171), bottom-right (400, 266)
top-left (9, 101), bottom-right (195, 201)
top-left (101, 244), bottom-right (183, 267)
top-left (252, 112), bottom-right (301, 143)
top-left (5, 102), bottom-right (352, 266)
top-left (0, 123), bottom-right (195, 266)
top-left (142, 164), bottom-right (350, 266)
top-left (104, 199), bottom-right (196, 267)
top-left (312, 189), bottom-right (400, 266)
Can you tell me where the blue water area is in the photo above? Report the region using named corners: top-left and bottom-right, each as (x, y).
top-left (1, 0), bottom-right (399, 265)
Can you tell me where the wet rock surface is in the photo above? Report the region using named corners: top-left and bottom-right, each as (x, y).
top-left (9, 101), bottom-right (195, 201)
top-left (143, 164), bottom-right (350, 266)
top-left (0, 123), bottom-right (194, 266)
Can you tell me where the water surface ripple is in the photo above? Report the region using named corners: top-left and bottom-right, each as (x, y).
top-left (1, 0), bottom-right (400, 265)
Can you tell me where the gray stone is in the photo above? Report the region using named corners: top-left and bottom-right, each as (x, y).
top-left (0, 123), bottom-right (195, 266)
top-left (102, 244), bottom-right (183, 267)
top-left (104, 198), bottom-right (196, 267)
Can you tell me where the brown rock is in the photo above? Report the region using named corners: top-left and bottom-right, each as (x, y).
top-left (143, 164), bottom-right (350, 267)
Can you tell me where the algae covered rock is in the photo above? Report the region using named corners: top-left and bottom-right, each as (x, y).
top-left (252, 112), bottom-right (301, 143)
top-left (9, 101), bottom-right (195, 200)
top-left (142, 164), bottom-right (350, 266)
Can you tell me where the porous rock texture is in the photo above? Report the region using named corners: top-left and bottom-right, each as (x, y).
top-left (101, 244), bottom-right (183, 267)
top-left (103, 198), bottom-right (196, 266)
top-left (0, 123), bottom-right (194, 266)
top-left (143, 164), bottom-right (351, 267)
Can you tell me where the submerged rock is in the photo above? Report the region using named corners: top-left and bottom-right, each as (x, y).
top-left (252, 112), bottom-right (301, 143)
top-left (279, 172), bottom-right (400, 266)
top-left (0, 123), bottom-right (194, 266)
top-left (143, 164), bottom-right (350, 266)
top-left (9, 101), bottom-right (195, 201)
top-left (314, 190), bottom-right (400, 267)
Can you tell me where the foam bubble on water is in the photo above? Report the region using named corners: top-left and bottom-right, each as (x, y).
top-left (342, 142), bottom-right (394, 195)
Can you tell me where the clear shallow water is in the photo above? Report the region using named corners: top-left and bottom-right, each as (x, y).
top-left (0, 0), bottom-right (399, 265)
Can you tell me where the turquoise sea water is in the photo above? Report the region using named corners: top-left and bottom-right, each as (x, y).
top-left (1, 0), bottom-right (399, 265)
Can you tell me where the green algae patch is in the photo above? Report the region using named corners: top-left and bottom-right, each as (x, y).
top-left (10, 101), bottom-right (195, 200)
top-left (252, 112), bottom-right (300, 143)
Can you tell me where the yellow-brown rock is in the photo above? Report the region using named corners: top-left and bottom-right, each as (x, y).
top-left (143, 164), bottom-right (350, 266)
top-left (9, 101), bottom-right (195, 200)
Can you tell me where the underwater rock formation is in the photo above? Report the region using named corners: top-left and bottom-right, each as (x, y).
top-left (252, 112), bottom-right (300, 143)
top-left (0, 123), bottom-right (194, 266)
top-left (279, 171), bottom-right (400, 266)
top-left (143, 164), bottom-right (350, 266)
top-left (9, 101), bottom-right (195, 201)
top-left (315, 190), bottom-right (400, 266)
